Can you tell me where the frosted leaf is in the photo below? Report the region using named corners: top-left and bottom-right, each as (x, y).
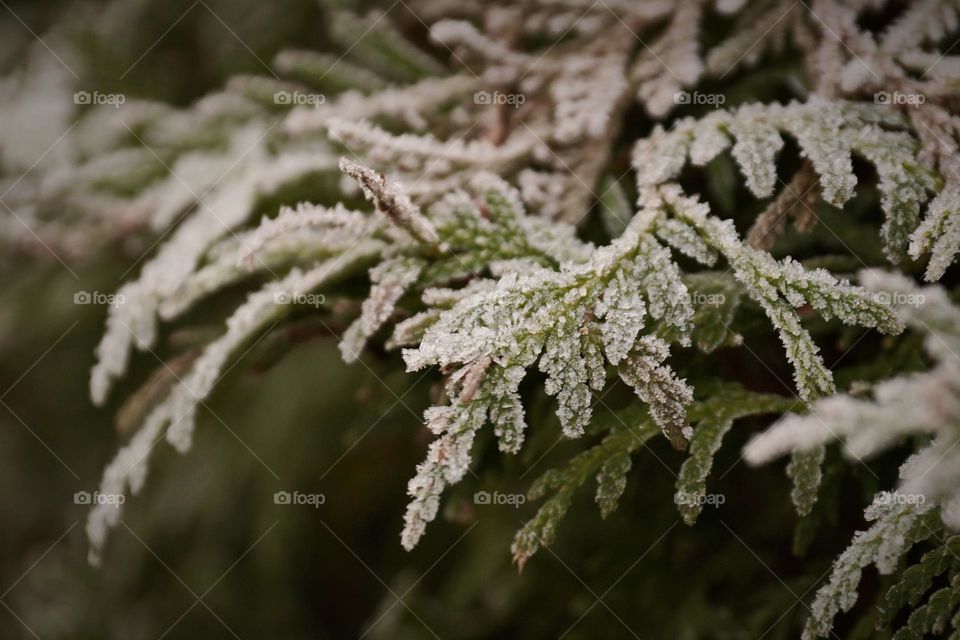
top-left (284, 75), bottom-right (478, 133)
top-left (539, 331), bottom-right (592, 438)
top-left (651, 184), bottom-right (901, 401)
top-left (489, 366), bottom-right (528, 454)
top-left (387, 310), bottom-right (442, 350)
top-left (240, 202), bottom-right (368, 263)
top-left (340, 256), bottom-right (424, 363)
top-left (90, 131), bottom-right (337, 405)
top-left (746, 271), bottom-right (960, 467)
top-left (688, 116), bottom-right (732, 166)
top-left (803, 498), bottom-right (934, 640)
top-left (639, 244), bottom-right (695, 340)
top-left (582, 327), bottom-right (607, 391)
top-left (398, 185), bottom-right (706, 548)
top-left (86, 247), bottom-right (379, 562)
top-left (328, 8), bottom-right (446, 82)
top-left (781, 100), bottom-right (856, 206)
top-left (85, 413), bottom-right (166, 566)
top-left (340, 159), bottom-right (441, 247)
top-left (775, 259), bottom-right (903, 335)
top-left (899, 438), bottom-right (960, 510)
top-left (728, 107), bottom-right (784, 198)
top-left (706, 0), bottom-right (805, 75)
top-left (879, 0), bottom-right (960, 53)
top-left (518, 169), bottom-right (572, 221)
top-left (596, 450), bottom-right (632, 519)
top-left (787, 445), bottom-right (825, 516)
top-left (853, 126), bottom-right (935, 261)
top-left (470, 172), bottom-right (527, 228)
top-left (424, 173), bottom-right (592, 277)
top-left (407, 198), bottom-right (687, 388)
top-left (597, 263), bottom-right (647, 365)
top-left (618, 336), bottom-right (693, 450)
top-left (402, 416), bottom-right (482, 551)
top-left (429, 19), bottom-right (543, 70)
top-left (272, 49), bottom-right (387, 92)
top-left (910, 187), bottom-right (960, 281)
top-left (520, 216), bottom-right (594, 264)
top-left (552, 51), bottom-right (629, 144)
top-left (632, 2), bottom-right (704, 117)
top-left (657, 218), bottom-right (717, 267)
top-left (421, 280), bottom-right (497, 308)
top-left (633, 121), bottom-right (694, 187)
top-left (940, 493), bottom-right (960, 531)
top-left (160, 203), bottom-right (379, 320)
top-left (632, 98), bottom-right (920, 216)
top-left (327, 118), bottom-right (536, 176)
top-left (0, 49), bottom-right (74, 171)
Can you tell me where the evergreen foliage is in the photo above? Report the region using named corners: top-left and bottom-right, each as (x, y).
top-left (4, 0), bottom-right (960, 636)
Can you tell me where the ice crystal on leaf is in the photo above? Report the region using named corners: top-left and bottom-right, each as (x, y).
top-left (801, 497), bottom-right (938, 640)
top-left (745, 271), bottom-right (960, 637)
top-left (745, 271), bottom-right (960, 506)
top-left (642, 184), bottom-right (904, 401)
top-left (910, 187), bottom-right (960, 282)
top-left (633, 98), bottom-right (944, 261)
top-left (399, 201), bottom-right (697, 547)
top-left (403, 201), bottom-right (694, 437)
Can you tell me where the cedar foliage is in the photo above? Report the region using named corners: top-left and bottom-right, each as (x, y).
top-left (4, 0), bottom-right (960, 637)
